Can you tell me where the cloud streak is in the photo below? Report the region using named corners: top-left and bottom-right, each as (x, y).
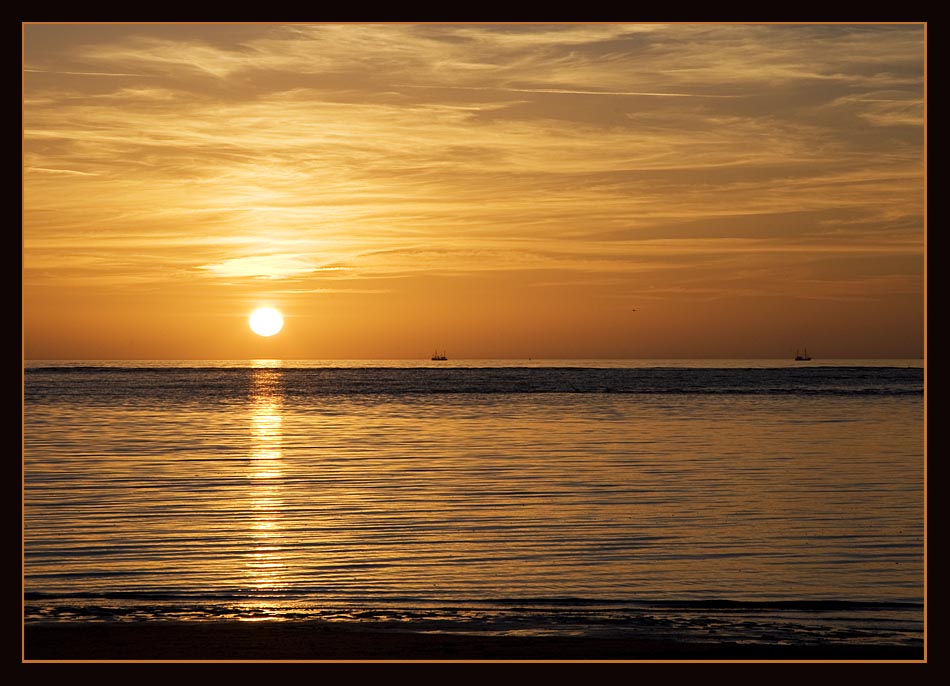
top-left (397, 83), bottom-right (742, 98)
top-left (24, 68), bottom-right (148, 77)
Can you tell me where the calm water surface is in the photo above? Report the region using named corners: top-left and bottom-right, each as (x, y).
top-left (23, 360), bottom-right (924, 647)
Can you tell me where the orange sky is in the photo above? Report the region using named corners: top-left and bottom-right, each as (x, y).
top-left (22, 23), bottom-right (925, 360)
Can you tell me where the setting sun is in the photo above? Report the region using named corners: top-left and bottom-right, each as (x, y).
top-left (249, 307), bottom-right (284, 337)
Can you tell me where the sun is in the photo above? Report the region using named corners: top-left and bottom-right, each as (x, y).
top-left (249, 307), bottom-right (284, 337)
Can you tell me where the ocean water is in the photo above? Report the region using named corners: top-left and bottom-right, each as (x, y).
top-left (23, 360), bottom-right (925, 651)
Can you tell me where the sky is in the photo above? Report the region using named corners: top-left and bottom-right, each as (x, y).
top-left (22, 22), bottom-right (926, 360)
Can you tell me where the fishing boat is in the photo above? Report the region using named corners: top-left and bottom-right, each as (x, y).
top-left (431, 350), bottom-right (448, 361)
top-left (794, 348), bottom-right (812, 361)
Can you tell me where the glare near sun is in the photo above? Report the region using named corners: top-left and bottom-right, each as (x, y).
top-left (249, 307), bottom-right (284, 337)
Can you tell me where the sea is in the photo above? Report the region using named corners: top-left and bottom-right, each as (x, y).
top-left (22, 359), bottom-right (925, 653)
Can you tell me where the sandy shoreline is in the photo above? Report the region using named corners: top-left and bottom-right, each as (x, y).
top-left (22, 621), bottom-right (923, 662)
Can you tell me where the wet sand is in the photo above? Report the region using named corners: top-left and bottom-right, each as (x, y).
top-left (22, 621), bottom-right (923, 661)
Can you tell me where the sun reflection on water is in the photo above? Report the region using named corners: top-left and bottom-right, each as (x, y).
top-left (244, 363), bottom-right (287, 593)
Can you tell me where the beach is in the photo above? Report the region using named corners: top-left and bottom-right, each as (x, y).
top-left (22, 620), bottom-right (923, 661)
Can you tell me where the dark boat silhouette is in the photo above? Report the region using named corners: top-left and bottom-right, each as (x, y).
top-left (431, 350), bottom-right (448, 361)
top-left (795, 347), bottom-right (812, 361)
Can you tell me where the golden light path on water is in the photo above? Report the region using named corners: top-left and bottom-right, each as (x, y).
top-left (242, 361), bottom-right (287, 615)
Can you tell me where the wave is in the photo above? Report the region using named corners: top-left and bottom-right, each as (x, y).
top-left (25, 367), bottom-right (923, 395)
top-left (24, 366), bottom-right (923, 399)
top-left (23, 590), bottom-right (922, 611)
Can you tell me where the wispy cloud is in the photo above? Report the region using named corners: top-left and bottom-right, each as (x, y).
top-left (24, 68), bottom-right (148, 77)
top-left (397, 84), bottom-right (742, 98)
top-left (26, 166), bottom-right (99, 176)
top-left (197, 254), bottom-right (319, 279)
